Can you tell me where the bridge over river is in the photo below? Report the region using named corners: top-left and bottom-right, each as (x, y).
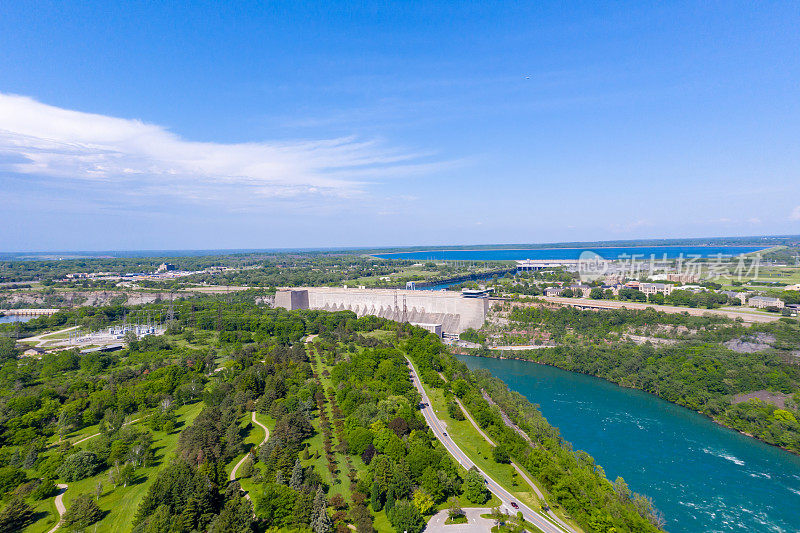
top-left (0, 308), bottom-right (60, 316)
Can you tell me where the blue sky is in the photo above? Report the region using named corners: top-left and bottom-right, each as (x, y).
top-left (1, 1), bottom-right (799, 251)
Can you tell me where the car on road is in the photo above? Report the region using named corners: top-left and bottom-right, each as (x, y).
top-left (510, 502), bottom-right (519, 509)
top-left (443, 432), bottom-right (447, 436)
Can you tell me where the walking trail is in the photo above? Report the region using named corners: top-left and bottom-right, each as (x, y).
top-left (45, 483), bottom-right (68, 533)
top-left (439, 372), bottom-right (577, 532)
top-left (230, 412), bottom-right (270, 500)
top-left (71, 415), bottom-right (146, 446)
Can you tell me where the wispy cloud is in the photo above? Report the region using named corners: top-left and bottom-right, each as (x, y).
top-left (0, 93), bottom-right (439, 209)
top-left (791, 206), bottom-right (800, 221)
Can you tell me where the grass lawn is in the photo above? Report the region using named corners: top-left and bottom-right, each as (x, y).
top-left (23, 494), bottom-right (61, 533)
top-left (372, 509), bottom-right (392, 532)
top-left (422, 383), bottom-right (582, 532)
top-left (360, 330), bottom-right (396, 341)
top-left (234, 412), bottom-right (275, 499)
top-left (305, 347), bottom-right (370, 502)
top-left (225, 411), bottom-right (271, 477)
top-left (425, 385), bottom-right (541, 508)
top-left (25, 401), bottom-right (204, 533)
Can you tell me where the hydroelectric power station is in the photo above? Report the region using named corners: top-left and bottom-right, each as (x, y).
top-left (274, 287), bottom-right (488, 336)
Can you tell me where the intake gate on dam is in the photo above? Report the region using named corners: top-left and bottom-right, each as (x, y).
top-left (274, 287), bottom-right (488, 336)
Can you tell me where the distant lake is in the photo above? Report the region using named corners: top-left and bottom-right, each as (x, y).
top-left (458, 355), bottom-right (800, 533)
top-left (374, 246), bottom-right (764, 261)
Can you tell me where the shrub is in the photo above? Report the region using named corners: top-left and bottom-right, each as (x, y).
top-left (59, 451), bottom-right (100, 482)
top-left (62, 493), bottom-right (103, 530)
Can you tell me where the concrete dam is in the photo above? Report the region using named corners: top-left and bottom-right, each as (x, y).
top-left (274, 287), bottom-right (488, 335)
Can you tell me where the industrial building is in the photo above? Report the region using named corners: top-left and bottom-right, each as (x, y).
top-left (274, 286), bottom-right (488, 336)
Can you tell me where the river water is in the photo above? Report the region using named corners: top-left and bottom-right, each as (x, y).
top-left (0, 315), bottom-right (34, 324)
top-left (457, 355), bottom-right (800, 533)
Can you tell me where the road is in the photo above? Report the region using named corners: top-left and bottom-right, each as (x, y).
top-left (20, 326), bottom-right (80, 348)
top-left (538, 296), bottom-right (780, 323)
top-left (450, 396), bottom-right (576, 533)
top-left (45, 483), bottom-right (68, 533)
top-left (405, 357), bottom-right (570, 533)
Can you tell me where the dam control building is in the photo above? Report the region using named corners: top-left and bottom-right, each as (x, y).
top-left (274, 287), bottom-right (488, 336)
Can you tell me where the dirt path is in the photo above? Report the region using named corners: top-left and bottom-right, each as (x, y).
top-left (71, 415), bottom-right (146, 446)
top-left (45, 483), bottom-right (69, 533)
top-left (481, 391), bottom-right (533, 444)
top-left (21, 326), bottom-right (80, 348)
top-left (230, 412), bottom-right (270, 500)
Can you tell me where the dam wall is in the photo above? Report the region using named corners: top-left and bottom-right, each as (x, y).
top-left (274, 287), bottom-right (488, 334)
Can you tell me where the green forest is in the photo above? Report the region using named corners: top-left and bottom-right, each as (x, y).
top-left (0, 297), bottom-right (667, 532)
top-left (482, 305), bottom-right (800, 453)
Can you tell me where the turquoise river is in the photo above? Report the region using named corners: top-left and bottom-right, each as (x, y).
top-left (457, 355), bottom-right (800, 532)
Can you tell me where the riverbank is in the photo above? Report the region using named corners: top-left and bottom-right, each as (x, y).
top-left (467, 348), bottom-right (800, 456)
top-left (457, 354), bottom-right (800, 533)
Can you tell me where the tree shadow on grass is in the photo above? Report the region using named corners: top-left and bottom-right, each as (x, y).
top-left (29, 510), bottom-right (55, 530)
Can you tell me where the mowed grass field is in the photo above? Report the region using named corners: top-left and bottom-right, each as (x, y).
top-left (24, 402), bottom-right (204, 533)
top-left (305, 343), bottom-right (370, 502)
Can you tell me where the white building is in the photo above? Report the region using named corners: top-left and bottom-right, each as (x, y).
top-left (639, 283), bottom-right (673, 296)
top-left (747, 296), bottom-right (785, 309)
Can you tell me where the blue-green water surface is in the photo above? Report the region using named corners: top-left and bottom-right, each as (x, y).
top-left (457, 355), bottom-right (800, 532)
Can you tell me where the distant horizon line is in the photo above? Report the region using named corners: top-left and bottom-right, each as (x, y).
top-left (1, 234), bottom-right (796, 259)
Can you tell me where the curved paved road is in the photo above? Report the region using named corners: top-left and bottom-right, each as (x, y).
top-left (45, 483), bottom-right (68, 533)
top-left (230, 412), bottom-right (270, 501)
top-left (406, 357), bottom-right (569, 533)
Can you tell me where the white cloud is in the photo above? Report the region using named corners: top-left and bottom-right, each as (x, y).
top-left (791, 206), bottom-right (800, 221)
top-left (747, 217), bottom-right (762, 224)
top-left (0, 93), bottom-right (438, 208)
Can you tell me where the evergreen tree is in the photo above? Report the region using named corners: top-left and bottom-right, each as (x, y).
top-left (239, 455), bottom-right (254, 478)
top-left (208, 496), bottom-right (254, 533)
top-left (275, 470), bottom-right (286, 485)
top-left (310, 485), bottom-right (332, 533)
top-left (370, 481), bottom-right (383, 512)
top-left (292, 489), bottom-right (315, 527)
top-left (178, 497), bottom-right (200, 531)
top-left (23, 447), bottom-right (38, 469)
top-left (312, 486), bottom-right (326, 514)
top-left (225, 422), bottom-right (243, 460)
top-left (385, 487), bottom-right (396, 512)
top-left (290, 459), bottom-right (303, 489)
top-left (62, 493), bottom-right (103, 530)
top-left (0, 496), bottom-right (34, 531)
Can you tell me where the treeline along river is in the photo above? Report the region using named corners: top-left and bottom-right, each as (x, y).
top-left (458, 355), bottom-right (800, 533)
top-left (375, 246), bottom-right (763, 261)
